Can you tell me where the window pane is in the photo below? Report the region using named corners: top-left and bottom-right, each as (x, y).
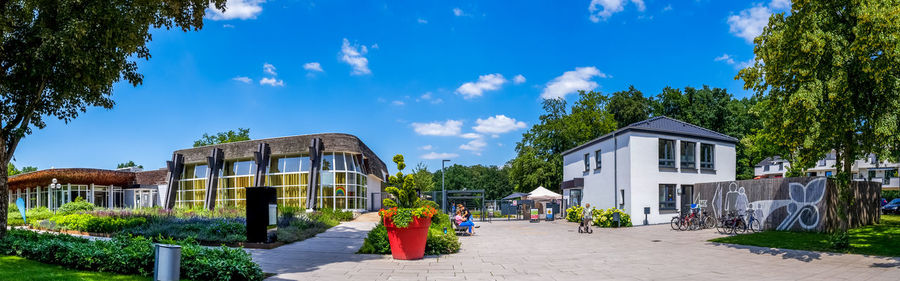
top-left (300, 156), bottom-right (310, 172)
top-left (335, 152), bottom-right (346, 171)
top-left (281, 157), bottom-right (300, 173)
top-left (322, 153), bottom-right (334, 171)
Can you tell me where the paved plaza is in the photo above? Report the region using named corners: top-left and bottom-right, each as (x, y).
top-left (251, 219), bottom-right (900, 281)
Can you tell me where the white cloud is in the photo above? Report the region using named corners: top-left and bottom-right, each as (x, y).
top-left (420, 145), bottom-right (433, 150)
top-left (473, 115), bottom-right (527, 134)
top-left (459, 139), bottom-right (487, 155)
top-left (232, 76), bottom-right (252, 83)
top-left (769, 0), bottom-right (791, 10)
top-left (588, 0), bottom-right (645, 22)
top-left (303, 62), bottom-right (323, 72)
top-left (460, 133), bottom-right (482, 139)
top-left (412, 120), bottom-right (463, 136)
top-left (420, 92), bottom-right (433, 100)
top-left (422, 152), bottom-right (459, 160)
top-left (263, 63), bottom-right (277, 75)
top-left (340, 38), bottom-right (371, 75)
top-left (456, 73), bottom-right (506, 99)
top-left (417, 18), bottom-right (428, 24)
top-left (714, 54), bottom-right (736, 65)
top-left (513, 74), bottom-right (526, 84)
top-left (662, 4), bottom-right (673, 12)
top-left (259, 77), bottom-right (284, 87)
top-left (223, 24), bottom-right (235, 28)
top-left (392, 100), bottom-right (405, 106)
top-left (728, 5), bottom-right (773, 43)
top-left (370, 43), bottom-right (379, 50)
top-left (207, 0), bottom-right (265, 21)
top-left (541, 66), bottom-right (607, 99)
top-left (453, 8), bottom-right (465, 16)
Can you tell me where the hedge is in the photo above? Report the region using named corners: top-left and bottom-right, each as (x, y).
top-left (0, 229), bottom-right (264, 281)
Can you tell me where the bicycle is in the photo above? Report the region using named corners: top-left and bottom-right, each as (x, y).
top-left (745, 206), bottom-right (761, 232)
top-left (729, 212), bottom-right (747, 234)
top-left (670, 209), bottom-right (682, 230)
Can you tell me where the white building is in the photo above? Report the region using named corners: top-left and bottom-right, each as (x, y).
top-left (561, 117), bottom-right (737, 224)
top-left (755, 153), bottom-right (899, 190)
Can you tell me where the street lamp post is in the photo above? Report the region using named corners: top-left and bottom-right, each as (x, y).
top-left (50, 178), bottom-right (62, 213)
top-left (442, 159), bottom-right (450, 213)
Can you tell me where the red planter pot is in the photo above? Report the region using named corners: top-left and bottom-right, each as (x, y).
top-left (384, 216), bottom-right (432, 260)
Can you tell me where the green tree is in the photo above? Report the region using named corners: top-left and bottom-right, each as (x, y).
top-left (410, 162), bottom-right (435, 192)
top-left (5, 163), bottom-right (34, 176)
top-left (607, 85), bottom-right (651, 126)
top-left (432, 164), bottom-right (512, 200)
top-left (382, 155), bottom-right (423, 208)
top-left (737, 0), bottom-right (900, 238)
top-left (0, 0), bottom-right (224, 237)
top-left (193, 128), bottom-right (251, 147)
top-left (116, 161), bottom-right (143, 169)
top-left (508, 91), bottom-right (618, 192)
top-left (650, 86), bottom-right (762, 179)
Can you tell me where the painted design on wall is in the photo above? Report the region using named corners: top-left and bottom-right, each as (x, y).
top-left (710, 178), bottom-right (826, 231)
top-left (335, 186), bottom-right (346, 196)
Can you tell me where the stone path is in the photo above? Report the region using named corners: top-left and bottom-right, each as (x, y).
top-left (250, 219), bottom-right (900, 281)
top-left (247, 214), bottom-right (381, 280)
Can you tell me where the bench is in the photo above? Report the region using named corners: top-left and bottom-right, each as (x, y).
top-left (451, 218), bottom-right (470, 236)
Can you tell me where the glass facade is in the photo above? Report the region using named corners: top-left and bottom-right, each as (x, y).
top-left (174, 151), bottom-right (369, 210)
top-left (7, 184), bottom-right (127, 211)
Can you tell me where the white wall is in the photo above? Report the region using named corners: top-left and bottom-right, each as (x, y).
top-left (366, 174), bottom-right (383, 211)
top-left (562, 134), bottom-right (619, 210)
top-left (627, 132), bottom-right (736, 224)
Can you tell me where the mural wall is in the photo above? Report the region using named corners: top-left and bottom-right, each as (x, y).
top-left (694, 177), bottom-right (881, 232)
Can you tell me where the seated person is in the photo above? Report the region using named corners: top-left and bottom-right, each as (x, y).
top-left (459, 207), bottom-right (475, 235)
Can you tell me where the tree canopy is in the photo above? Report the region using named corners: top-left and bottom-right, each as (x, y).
top-left (0, 0), bottom-right (225, 237)
top-left (432, 164), bottom-right (513, 200)
top-left (7, 163), bottom-right (36, 176)
top-left (193, 128), bottom-right (251, 147)
top-left (116, 161), bottom-right (143, 169)
top-left (737, 0), bottom-right (900, 235)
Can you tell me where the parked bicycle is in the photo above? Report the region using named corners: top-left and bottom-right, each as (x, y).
top-left (745, 205), bottom-right (762, 233)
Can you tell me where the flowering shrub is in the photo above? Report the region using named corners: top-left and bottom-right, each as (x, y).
top-left (57, 197), bottom-right (95, 215)
top-left (565, 206), bottom-right (585, 222)
top-left (591, 208), bottom-right (632, 227)
top-left (379, 206), bottom-right (439, 228)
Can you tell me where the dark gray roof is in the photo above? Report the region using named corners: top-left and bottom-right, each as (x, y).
top-left (562, 116), bottom-right (739, 156)
top-left (755, 156), bottom-right (784, 167)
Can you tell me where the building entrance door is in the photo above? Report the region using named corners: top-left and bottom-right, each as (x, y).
top-left (680, 185), bottom-right (693, 217)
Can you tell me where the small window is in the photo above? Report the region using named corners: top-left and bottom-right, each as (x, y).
top-left (778, 163), bottom-right (784, 171)
top-left (659, 184), bottom-right (676, 210)
top-left (700, 144), bottom-right (715, 169)
top-left (583, 153), bottom-right (590, 172)
top-left (763, 165), bottom-right (770, 172)
top-left (595, 150), bottom-right (602, 170)
top-left (658, 139), bottom-right (675, 168)
top-left (681, 141), bottom-right (696, 169)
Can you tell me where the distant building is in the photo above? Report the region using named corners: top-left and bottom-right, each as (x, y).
top-left (754, 153), bottom-right (899, 190)
top-left (7, 168), bottom-right (166, 210)
top-left (561, 116), bottom-right (737, 224)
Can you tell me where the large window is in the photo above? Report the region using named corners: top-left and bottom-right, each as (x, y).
top-left (176, 164), bottom-right (208, 208)
top-left (595, 150), bottom-right (602, 170)
top-left (583, 154), bottom-right (590, 171)
top-left (700, 143), bottom-right (714, 169)
top-left (659, 139), bottom-right (675, 168)
top-left (681, 141), bottom-right (696, 169)
top-left (659, 184), bottom-right (676, 210)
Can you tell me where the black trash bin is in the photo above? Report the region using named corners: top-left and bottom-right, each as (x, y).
top-left (246, 187), bottom-right (277, 243)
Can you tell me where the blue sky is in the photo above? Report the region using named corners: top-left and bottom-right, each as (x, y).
top-left (11, 0), bottom-right (789, 173)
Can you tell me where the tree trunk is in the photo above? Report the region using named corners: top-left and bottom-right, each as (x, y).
top-left (0, 149), bottom-right (8, 238)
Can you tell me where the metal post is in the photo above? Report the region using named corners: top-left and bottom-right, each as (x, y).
top-left (442, 159), bottom-right (450, 213)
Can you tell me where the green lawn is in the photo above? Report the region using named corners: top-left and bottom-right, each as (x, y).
top-left (0, 256), bottom-right (150, 281)
top-left (710, 215), bottom-right (900, 257)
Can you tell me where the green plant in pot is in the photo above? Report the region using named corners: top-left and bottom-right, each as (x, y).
top-left (379, 154), bottom-right (438, 260)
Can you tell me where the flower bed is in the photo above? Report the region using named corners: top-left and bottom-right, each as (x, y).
top-left (0, 229), bottom-right (264, 281)
top-left (591, 208), bottom-right (632, 227)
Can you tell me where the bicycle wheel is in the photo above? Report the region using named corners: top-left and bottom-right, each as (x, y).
top-left (704, 216), bottom-right (716, 230)
top-left (716, 218), bottom-right (727, 234)
top-left (671, 217), bottom-right (681, 231)
top-left (732, 219), bottom-right (747, 234)
top-left (688, 217), bottom-right (699, 230)
top-left (749, 218), bottom-right (761, 232)
top-left (678, 217), bottom-right (689, 231)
